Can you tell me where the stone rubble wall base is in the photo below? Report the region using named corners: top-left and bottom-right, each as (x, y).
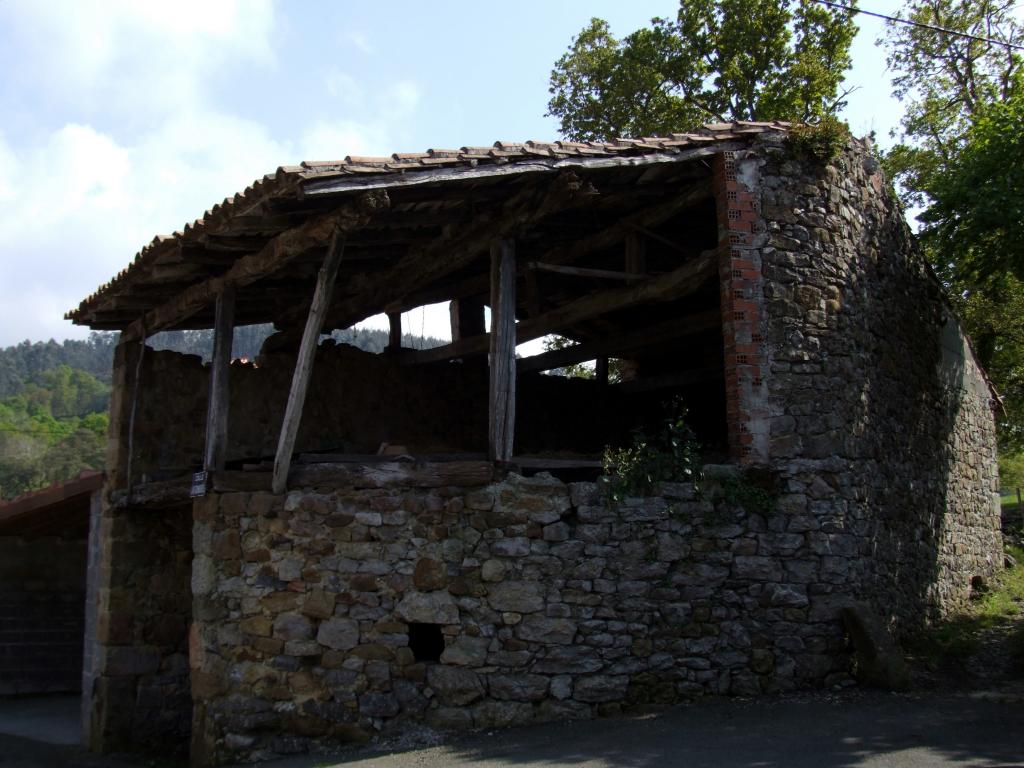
top-left (190, 476), bottom-right (853, 765)
top-left (85, 500), bottom-right (194, 755)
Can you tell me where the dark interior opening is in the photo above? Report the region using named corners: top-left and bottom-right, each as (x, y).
top-left (408, 623), bottom-right (445, 662)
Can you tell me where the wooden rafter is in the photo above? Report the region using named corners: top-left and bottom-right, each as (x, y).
top-left (120, 191), bottom-right (388, 341)
top-left (314, 171), bottom-right (596, 332)
top-left (403, 250), bottom-right (718, 365)
top-left (516, 308), bottom-right (721, 374)
top-left (375, 179), bottom-right (711, 318)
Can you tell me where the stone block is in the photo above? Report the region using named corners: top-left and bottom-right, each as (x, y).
top-left (542, 522), bottom-right (570, 541)
top-left (573, 675), bottom-right (628, 703)
top-left (481, 559), bottom-right (506, 582)
top-left (532, 646), bottom-right (602, 674)
top-left (489, 673), bottom-right (549, 701)
top-left (426, 665), bottom-right (485, 706)
top-left (297, 589), bottom-right (334, 621)
top-left (396, 591), bottom-right (458, 624)
top-left (273, 613), bottom-right (314, 642)
top-left (440, 636), bottom-right (489, 666)
top-left (487, 581), bottom-right (545, 613)
top-left (413, 558), bottom-right (447, 591)
top-left (517, 616), bottom-right (577, 645)
top-left (732, 556), bottom-right (784, 581)
top-left (317, 618), bottom-right (359, 650)
top-left (490, 538), bottom-right (531, 557)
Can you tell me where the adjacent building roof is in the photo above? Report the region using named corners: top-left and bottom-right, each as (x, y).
top-left (0, 471), bottom-right (103, 539)
top-left (66, 121), bottom-right (791, 333)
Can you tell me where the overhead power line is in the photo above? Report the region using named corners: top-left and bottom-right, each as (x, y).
top-left (814, 0), bottom-right (1024, 52)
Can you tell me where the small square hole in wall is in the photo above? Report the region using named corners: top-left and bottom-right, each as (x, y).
top-left (408, 623), bottom-right (445, 662)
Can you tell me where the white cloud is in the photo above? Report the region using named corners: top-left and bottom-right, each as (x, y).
top-left (324, 70), bottom-right (367, 110)
top-left (380, 81), bottom-right (422, 119)
top-left (0, 2), bottom-right (427, 346)
top-left (0, 0), bottom-right (275, 130)
top-left (347, 32), bottom-right (375, 55)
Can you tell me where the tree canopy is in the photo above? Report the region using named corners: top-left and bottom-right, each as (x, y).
top-left (547, 0), bottom-right (858, 142)
top-left (879, 0), bottom-right (1024, 451)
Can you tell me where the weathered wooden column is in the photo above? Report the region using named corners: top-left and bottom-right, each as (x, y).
top-left (449, 296), bottom-right (486, 341)
top-left (488, 239), bottom-right (516, 462)
top-left (272, 230), bottom-right (345, 494)
top-left (387, 311), bottom-right (402, 352)
top-left (203, 287), bottom-right (235, 472)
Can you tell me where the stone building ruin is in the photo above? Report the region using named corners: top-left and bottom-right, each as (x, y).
top-left (66, 122), bottom-right (1003, 765)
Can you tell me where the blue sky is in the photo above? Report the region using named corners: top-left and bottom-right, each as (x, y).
top-left (0, 0), bottom-right (905, 347)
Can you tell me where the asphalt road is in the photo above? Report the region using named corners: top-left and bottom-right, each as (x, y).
top-left (0, 689), bottom-right (1021, 768)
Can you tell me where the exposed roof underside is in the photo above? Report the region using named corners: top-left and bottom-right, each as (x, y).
top-left (67, 122), bottom-right (790, 335)
top-left (0, 470), bottom-right (102, 539)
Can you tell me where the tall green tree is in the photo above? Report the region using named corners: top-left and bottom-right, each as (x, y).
top-left (880, 0), bottom-right (1024, 449)
top-left (547, 0), bottom-right (858, 142)
top-left (882, 0), bottom-right (1022, 209)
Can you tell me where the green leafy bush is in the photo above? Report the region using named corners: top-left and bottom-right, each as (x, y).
top-left (602, 398), bottom-right (701, 502)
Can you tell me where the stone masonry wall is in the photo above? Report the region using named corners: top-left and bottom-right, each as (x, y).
top-left (85, 503), bottom-right (192, 754)
top-left (0, 535), bottom-right (86, 695)
top-left (190, 474), bottom-right (850, 765)
top-left (751, 135), bottom-right (1002, 627)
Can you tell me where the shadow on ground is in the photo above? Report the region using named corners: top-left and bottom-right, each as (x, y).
top-left (255, 690), bottom-right (1023, 768)
top-left (1, 690), bottom-right (1020, 767)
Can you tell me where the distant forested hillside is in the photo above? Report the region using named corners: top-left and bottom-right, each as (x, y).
top-left (0, 324), bottom-right (444, 500)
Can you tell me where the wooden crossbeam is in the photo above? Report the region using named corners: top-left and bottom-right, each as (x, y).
top-left (272, 230), bottom-right (346, 495)
top-left (528, 262), bottom-right (645, 281)
top-left (403, 250), bottom-right (717, 365)
top-left (516, 308), bottom-right (721, 374)
top-left (120, 191), bottom-right (387, 341)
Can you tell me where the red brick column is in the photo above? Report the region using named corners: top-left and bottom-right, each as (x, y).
top-left (713, 151), bottom-right (767, 464)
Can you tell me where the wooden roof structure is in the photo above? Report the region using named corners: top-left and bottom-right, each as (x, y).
top-left (73, 121), bottom-right (791, 491)
top-left (67, 122), bottom-right (789, 340)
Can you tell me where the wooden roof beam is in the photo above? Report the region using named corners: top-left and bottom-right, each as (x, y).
top-left (378, 180), bottom-right (712, 316)
top-left (516, 308), bottom-right (721, 374)
top-left (315, 171), bottom-right (597, 333)
top-left (120, 191), bottom-right (388, 342)
top-left (403, 249), bottom-right (718, 365)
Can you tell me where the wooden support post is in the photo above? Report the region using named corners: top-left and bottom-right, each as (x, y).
top-left (272, 230), bottom-right (345, 495)
top-left (595, 356), bottom-right (609, 385)
top-left (203, 287), bottom-right (236, 472)
top-left (488, 239), bottom-right (516, 463)
top-left (449, 297), bottom-right (486, 341)
top-left (124, 332), bottom-right (147, 497)
top-left (625, 231), bottom-right (646, 284)
top-left (387, 311), bottom-right (402, 351)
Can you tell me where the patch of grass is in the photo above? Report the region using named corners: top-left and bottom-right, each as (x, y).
top-left (909, 546), bottom-right (1024, 674)
top-left (1001, 492), bottom-right (1021, 511)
